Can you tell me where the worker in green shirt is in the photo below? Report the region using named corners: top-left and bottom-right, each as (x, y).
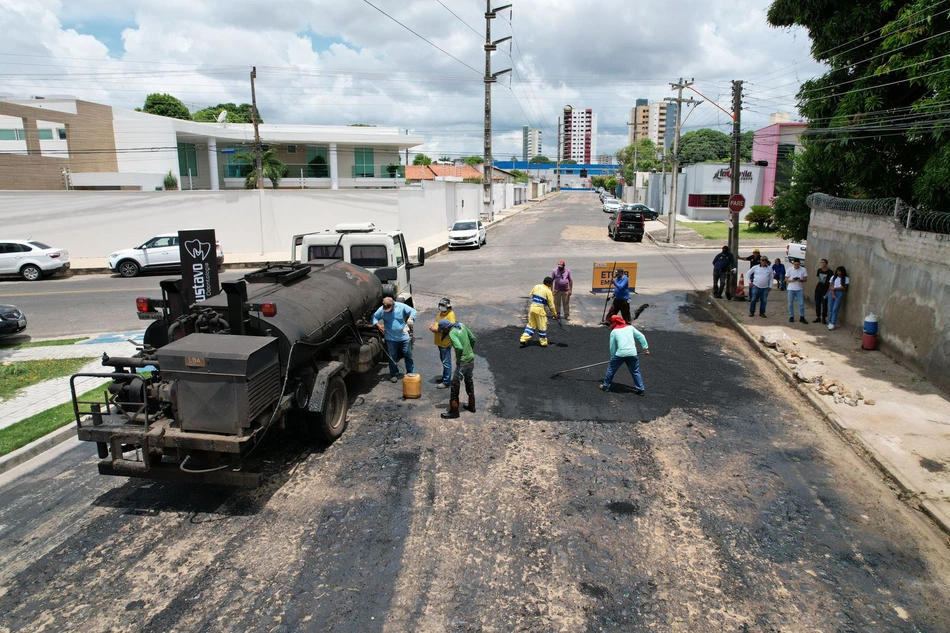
top-left (438, 318), bottom-right (476, 419)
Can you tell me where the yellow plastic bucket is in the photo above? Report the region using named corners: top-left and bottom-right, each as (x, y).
top-left (402, 373), bottom-right (422, 399)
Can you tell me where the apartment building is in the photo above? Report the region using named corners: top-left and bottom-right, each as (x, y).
top-left (0, 96), bottom-right (422, 191)
top-left (522, 126), bottom-right (542, 161)
top-left (628, 100), bottom-right (677, 150)
top-left (559, 107), bottom-right (597, 163)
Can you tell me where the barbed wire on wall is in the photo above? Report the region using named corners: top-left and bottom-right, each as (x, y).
top-left (806, 193), bottom-right (950, 235)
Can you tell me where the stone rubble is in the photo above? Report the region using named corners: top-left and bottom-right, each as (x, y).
top-left (760, 333), bottom-right (872, 407)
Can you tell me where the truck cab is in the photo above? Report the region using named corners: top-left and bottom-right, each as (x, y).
top-left (293, 223), bottom-right (424, 306)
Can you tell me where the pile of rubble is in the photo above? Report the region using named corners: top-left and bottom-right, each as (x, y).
top-left (758, 329), bottom-right (875, 407)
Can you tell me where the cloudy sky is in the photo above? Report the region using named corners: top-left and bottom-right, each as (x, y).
top-left (0, 0), bottom-right (824, 160)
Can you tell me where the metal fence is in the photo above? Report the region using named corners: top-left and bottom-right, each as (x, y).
top-left (806, 193), bottom-right (950, 235)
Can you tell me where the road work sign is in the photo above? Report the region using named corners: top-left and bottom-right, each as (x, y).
top-left (591, 261), bottom-right (637, 294)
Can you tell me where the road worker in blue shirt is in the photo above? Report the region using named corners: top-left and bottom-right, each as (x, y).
top-left (519, 276), bottom-right (557, 348)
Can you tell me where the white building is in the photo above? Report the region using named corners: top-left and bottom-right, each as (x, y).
top-left (522, 126), bottom-right (542, 161)
top-left (646, 163), bottom-right (765, 221)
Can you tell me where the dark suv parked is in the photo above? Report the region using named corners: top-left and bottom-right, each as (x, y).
top-left (621, 203), bottom-right (658, 221)
top-left (608, 209), bottom-right (645, 242)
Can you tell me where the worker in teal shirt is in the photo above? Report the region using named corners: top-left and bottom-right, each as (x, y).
top-left (599, 314), bottom-right (650, 394)
top-left (438, 318), bottom-right (476, 419)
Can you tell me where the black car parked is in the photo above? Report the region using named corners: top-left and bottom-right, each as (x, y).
top-left (621, 203), bottom-right (658, 221)
top-left (0, 304), bottom-right (27, 337)
top-left (608, 209), bottom-right (645, 242)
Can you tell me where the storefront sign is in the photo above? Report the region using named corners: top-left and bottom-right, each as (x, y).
top-left (712, 168), bottom-right (752, 182)
top-left (591, 261), bottom-right (638, 294)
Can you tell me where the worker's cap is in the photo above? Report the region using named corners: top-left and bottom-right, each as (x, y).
top-left (753, 249), bottom-right (760, 253)
top-left (557, 260), bottom-right (565, 267)
top-left (438, 318), bottom-right (453, 331)
top-left (614, 268), bottom-right (624, 276)
top-left (382, 297), bottom-right (394, 311)
top-left (610, 315), bottom-right (628, 329)
top-left (438, 296), bottom-right (452, 308)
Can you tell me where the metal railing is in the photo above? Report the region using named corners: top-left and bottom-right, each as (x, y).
top-left (351, 165), bottom-right (405, 179)
top-left (806, 193), bottom-right (950, 235)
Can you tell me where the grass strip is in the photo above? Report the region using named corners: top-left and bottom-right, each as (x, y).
top-left (0, 337), bottom-right (88, 349)
top-left (0, 358), bottom-right (96, 400)
top-left (0, 382), bottom-right (109, 457)
top-left (684, 221), bottom-right (781, 241)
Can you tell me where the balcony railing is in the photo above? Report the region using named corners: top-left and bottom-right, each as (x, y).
top-left (351, 165), bottom-right (405, 178)
top-left (224, 164), bottom-right (405, 179)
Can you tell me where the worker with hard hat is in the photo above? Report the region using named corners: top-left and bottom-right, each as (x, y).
top-left (428, 297), bottom-right (456, 389)
top-left (520, 276), bottom-right (558, 348)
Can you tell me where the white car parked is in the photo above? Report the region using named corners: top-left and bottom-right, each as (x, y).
top-left (109, 233), bottom-right (224, 278)
top-left (0, 240), bottom-right (70, 281)
top-left (603, 199), bottom-right (623, 214)
top-left (448, 220), bottom-right (487, 249)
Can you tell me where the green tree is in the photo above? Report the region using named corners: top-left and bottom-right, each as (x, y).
top-left (412, 154), bottom-right (432, 166)
top-left (562, 159), bottom-right (577, 165)
top-left (767, 0), bottom-right (950, 221)
top-left (462, 155), bottom-right (484, 166)
top-left (509, 169), bottom-right (529, 183)
top-left (192, 103), bottom-right (259, 123)
top-left (744, 205), bottom-right (775, 231)
top-left (528, 155), bottom-right (551, 164)
top-left (141, 93), bottom-right (191, 120)
top-left (616, 138), bottom-right (664, 185)
top-left (604, 176), bottom-right (619, 192)
top-left (438, 156), bottom-right (452, 162)
top-left (348, 123), bottom-right (377, 127)
top-left (677, 129), bottom-right (731, 164)
top-left (235, 148), bottom-right (286, 189)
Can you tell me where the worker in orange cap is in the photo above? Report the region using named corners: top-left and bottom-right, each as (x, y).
top-left (551, 260), bottom-right (573, 320)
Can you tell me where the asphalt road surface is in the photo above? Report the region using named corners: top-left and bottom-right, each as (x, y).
top-left (1, 192), bottom-right (949, 631)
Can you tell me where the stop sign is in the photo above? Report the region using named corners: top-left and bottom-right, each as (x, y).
top-left (728, 194), bottom-right (746, 213)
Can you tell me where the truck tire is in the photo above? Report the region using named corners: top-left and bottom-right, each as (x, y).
top-left (317, 375), bottom-right (348, 441)
top-left (291, 375), bottom-right (349, 443)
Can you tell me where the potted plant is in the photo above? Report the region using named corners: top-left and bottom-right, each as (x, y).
top-left (164, 170), bottom-right (179, 190)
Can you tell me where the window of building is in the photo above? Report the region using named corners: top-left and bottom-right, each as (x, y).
top-left (354, 147), bottom-right (374, 177)
top-left (0, 130), bottom-right (15, 141)
top-left (688, 194), bottom-right (730, 208)
top-left (287, 145), bottom-right (297, 154)
top-left (225, 149), bottom-right (252, 178)
top-left (306, 145), bottom-right (329, 178)
top-left (58, 128), bottom-right (67, 140)
top-left (776, 143), bottom-right (796, 190)
top-left (350, 244), bottom-right (387, 268)
top-left (37, 129), bottom-right (54, 140)
top-left (177, 143), bottom-right (199, 177)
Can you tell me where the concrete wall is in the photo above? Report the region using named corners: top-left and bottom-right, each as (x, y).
top-left (0, 180), bottom-right (482, 259)
top-left (807, 207), bottom-right (950, 392)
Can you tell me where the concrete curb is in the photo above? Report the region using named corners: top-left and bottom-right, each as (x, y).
top-left (0, 424), bottom-right (76, 477)
top-left (705, 293), bottom-right (950, 536)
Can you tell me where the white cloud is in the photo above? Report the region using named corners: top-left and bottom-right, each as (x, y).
top-left (0, 0), bottom-right (818, 158)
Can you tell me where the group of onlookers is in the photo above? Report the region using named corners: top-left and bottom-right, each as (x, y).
top-left (712, 246), bottom-right (851, 330)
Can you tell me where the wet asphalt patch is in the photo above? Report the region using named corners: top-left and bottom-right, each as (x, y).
top-left (478, 324), bottom-right (756, 423)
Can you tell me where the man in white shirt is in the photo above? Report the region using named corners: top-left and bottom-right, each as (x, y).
top-left (747, 257), bottom-right (774, 318)
top-left (786, 260), bottom-right (808, 324)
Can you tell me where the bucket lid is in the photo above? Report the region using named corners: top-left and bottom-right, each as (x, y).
top-left (865, 313), bottom-right (878, 321)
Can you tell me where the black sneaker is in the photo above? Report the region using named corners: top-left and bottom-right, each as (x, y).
top-left (799, 317), bottom-right (808, 324)
top-left (812, 317), bottom-right (821, 323)
top-left (760, 314), bottom-right (767, 318)
top-left (789, 316), bottom-right (794, 322)
top-left (822, 318), bottom-right (827, 324)
top-left (634, 389), bottom-right (645, 396)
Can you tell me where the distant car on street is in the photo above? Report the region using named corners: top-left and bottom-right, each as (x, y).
top-left (621, 203), bottom-right (658, 221)
top-left (0, 240), bottom-right (70, 281)
top-left (0, 304), bottom-right (27, 337)
top-left (447, 220), bottom-right (486, 249)
top-left (786, 241), bottom-right (806, 263)
top-left (108, 233), bottom-right (224, 278)
top-left (603, 199), bottom-right (623, 214)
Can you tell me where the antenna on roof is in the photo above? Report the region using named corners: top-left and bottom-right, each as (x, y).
top-left (216, 110), bottom-right (228, 123)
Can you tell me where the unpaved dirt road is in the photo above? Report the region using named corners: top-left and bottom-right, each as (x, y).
top-left (1, 193), bottom-right (948, 632)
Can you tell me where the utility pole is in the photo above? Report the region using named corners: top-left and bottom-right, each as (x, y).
top-left (250, 66), bottom-right (263, 190)
top-left (556, 115), bottom-right (561, 191)
top-left (483, 2), bottom-right (511, 221)
top-left (665, 78), bottom-right (701, 243)
top-left (728, 79), bottom-right (744, 298)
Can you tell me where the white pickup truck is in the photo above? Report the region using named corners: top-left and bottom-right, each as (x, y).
top-left (786, 241), bottom-right (806, 263)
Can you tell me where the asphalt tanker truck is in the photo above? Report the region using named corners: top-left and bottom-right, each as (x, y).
top-left (71, 228), bottom-right (424, 487)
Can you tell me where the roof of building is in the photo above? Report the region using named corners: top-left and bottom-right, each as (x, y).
top-left (406, 163), bottom-right (490, 180)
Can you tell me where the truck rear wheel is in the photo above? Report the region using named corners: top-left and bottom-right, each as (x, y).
top-left (291, 375), bottom-right (349, 443)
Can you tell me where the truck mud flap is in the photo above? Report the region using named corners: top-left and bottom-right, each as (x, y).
top-left (309, 361), bottom-right (345, 413)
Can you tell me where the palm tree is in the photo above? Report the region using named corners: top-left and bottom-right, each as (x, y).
top-left (235, 148), bottom-right (287, 189)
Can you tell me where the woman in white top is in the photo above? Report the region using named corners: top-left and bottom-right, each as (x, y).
top-left (826, 266), bottom-right (850, 330)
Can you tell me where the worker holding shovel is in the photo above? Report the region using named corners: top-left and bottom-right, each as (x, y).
top-left (599, 314), bottom-right (649, 394)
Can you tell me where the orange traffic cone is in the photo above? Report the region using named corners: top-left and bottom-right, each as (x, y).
top-left (734, 273), bottom-right (746, 299)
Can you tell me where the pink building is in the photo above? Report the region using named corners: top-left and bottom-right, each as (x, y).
top-left (751, 121), bottom-right (807, 205)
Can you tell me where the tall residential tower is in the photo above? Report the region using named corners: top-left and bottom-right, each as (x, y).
top-left (522, 126), bottom-right (542, 161)
top-left (628, 100), bottom-right (677, 150)
top-left (560, 107), bottom-right (597, 163)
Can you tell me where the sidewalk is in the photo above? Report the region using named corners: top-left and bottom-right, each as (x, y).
top-left (709, 291), bottom-right (950, 535)
top-left (647, 215), bottom-right (787, 251)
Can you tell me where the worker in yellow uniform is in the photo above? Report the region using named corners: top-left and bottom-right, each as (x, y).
top-left (520, 276), bottom-right (558, 348)
top-left (427, 297), bottom-right (456, 389)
